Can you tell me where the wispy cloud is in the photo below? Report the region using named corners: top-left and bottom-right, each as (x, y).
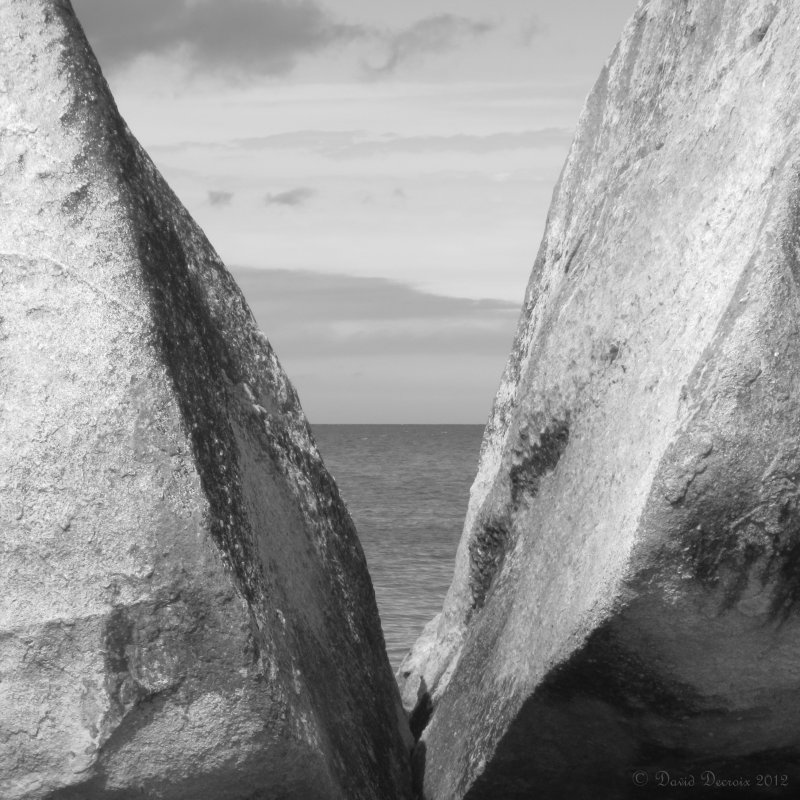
top-left (153, 129), bottom-right (573, 158)
top-left (208, 190), bottom-right (234, 206)
top-left (324, 130), bottom-right (572, 158)
top-left (72, 0), bottom-right (366, 75)
top-left (264, 187), bottom-right (316, 207)
top-left (364, 14), bottom-right (494, 76)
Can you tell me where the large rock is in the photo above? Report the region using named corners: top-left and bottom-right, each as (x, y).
top-left (0, 2), bottom-right (411, 798)
top-left (401, 1), bottom-right (800, 797)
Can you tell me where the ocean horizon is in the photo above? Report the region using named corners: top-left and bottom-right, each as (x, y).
top-left (313, 424), bottom-right (485, 670)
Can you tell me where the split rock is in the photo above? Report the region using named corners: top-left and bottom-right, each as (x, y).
top-left (401, 1), bottom-right (800, 797)
top-left (0, 2), bottom-right (411, 798)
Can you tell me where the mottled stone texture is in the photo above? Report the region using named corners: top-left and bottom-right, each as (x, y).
top-left (400, 1), bottom-right (800, 797)
top-left (0, 2), bottom-right (411, 798)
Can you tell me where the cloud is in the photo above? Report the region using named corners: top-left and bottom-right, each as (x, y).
top-left (519, 17), bottom-right (541, 47)
top-left (72, 0), bottom-right (367, 75)
top-left (227, 268), bottom-right (518, 424)
top-left (73, 2), bottom-right (494, 79)
top-left (208, 190), bottom-right (234, 206)
top-left (230, 267), bottom-right (518, 357)
top-left (325, 130), bottom-right (572, 158)
top-left (152, 129), bottom-right (573, 158)
top-left (364, 14), bottom-right (494, 76)
top-left (264, 187), bottom-right (316, 207)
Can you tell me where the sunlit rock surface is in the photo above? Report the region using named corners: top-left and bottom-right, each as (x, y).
top-left (0, 2), bottom-right (412, 798)
top-left (401, 1), bottom-right (800, 797)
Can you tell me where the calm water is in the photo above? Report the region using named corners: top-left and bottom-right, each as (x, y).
top-left (313, 425), bottom-right (484, 670)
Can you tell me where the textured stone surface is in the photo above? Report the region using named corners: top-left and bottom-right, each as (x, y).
top-left (400, 1), bottom-right (800, 797)
top-left (0, 2), bottom-right (411, 798)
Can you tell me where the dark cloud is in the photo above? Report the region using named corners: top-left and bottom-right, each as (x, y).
top-left (230, 267), bottom-right (518, 357)
top-left (364, 14), bottom-right (494, 76)
top-left (228, 267), bottom-right (518, 422)
top-left (72, 0), bottom-right (367, 74)
top-left (264, 187), bottom-right (316, 207)
top-left (73, 2), bottom-right (495, 78)
top-left (208, 190), bottom-right (234, 206)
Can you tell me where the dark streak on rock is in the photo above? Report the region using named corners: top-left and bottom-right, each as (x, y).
top-left (60, 182), bottom-right (90, 219)
top-left (468, 421), bottom-right (570, 612)
top-left (678, 499), bottom-right (800, 620)
top-left (103, 606), bottom-right (138, 719)
top-left (133, 192), bottom-right (265, 607)
top-left (509, 420), bottom-right (570, 508)
top-left (563, 235), bottom-right (585, 274)
top-left (768, 534), bottom-right (800, 621)
top-left (749, 4), bottom-right (779, 48)
top-left (468, 520), bottom-right (510, 611)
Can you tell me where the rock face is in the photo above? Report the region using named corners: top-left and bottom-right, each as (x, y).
top-left (0, 2), bottom-right (411, 798)
top-left (400, 1), bottom-right (800, 797)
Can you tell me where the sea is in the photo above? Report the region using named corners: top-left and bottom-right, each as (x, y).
top-left (313, 425), bottom-right (485, 671)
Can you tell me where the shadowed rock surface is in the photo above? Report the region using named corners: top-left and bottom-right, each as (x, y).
top-left (400, 1), bottom-right (800, 797)
top-left (0, 2), bottom-right (412, 798)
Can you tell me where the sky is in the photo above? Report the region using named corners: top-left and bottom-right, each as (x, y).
top-left (72, 0), bottom-right (638, 423)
